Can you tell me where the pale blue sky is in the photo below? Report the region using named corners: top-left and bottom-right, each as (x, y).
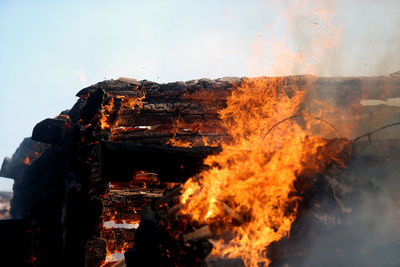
top-left (0, 0), bottom-right (399, 190)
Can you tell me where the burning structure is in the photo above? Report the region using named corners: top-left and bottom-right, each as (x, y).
top-left (1, 75), bottom-right (400, 266)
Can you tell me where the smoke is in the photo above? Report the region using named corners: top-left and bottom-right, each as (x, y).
top-left (292, 141), bottom-right (400, 267)
top-left (288, 3), bottom-right (400, 265)
top-left (248, 0), bottom-right (400, 77)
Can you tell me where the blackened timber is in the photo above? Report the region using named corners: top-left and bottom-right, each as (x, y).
top-left (84, 237), bottom-right (107, 267)
top-left (0, 219), bottom-right (33, 266)
top-left (101, 227), bottom-right (135, 252)
top-left (32, 118), bottom-right (69, 145)
top-left (100, 141), bottom-right (221, 182)
top-left (110, 132), bottom-right (229, 145)
top-left (80, 88), bottom-right (106, 124)
top-left (76, 76), bottom-right (400, 106)
top-left (0, 157), bottom-right (15, 179)
top-left (115, 113), bottom-right (222, 128)
top-left (76, 80), bottom-right (141, 97)
top-left (0, 138), bottom-right (49, 179)
top-left (68, 98), bottom-right (87, 123)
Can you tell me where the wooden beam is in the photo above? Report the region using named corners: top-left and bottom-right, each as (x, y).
top-left (100, 141), bottom-right (221, 182)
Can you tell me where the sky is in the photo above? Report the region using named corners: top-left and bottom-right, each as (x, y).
top-left (0, 0), bottom-right (399, 190)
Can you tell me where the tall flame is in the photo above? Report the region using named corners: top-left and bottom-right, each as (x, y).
top-left (180, 78), bottom-right (329, 266)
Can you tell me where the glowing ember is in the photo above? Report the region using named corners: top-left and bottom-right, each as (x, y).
top-left (23, 156), bottom-right (30, 165)
top-left (167, 137), bottom-right (193, 148)
top-left (179, 78), bottom-right (338, 266)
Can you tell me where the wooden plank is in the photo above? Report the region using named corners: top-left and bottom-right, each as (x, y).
top-left (100, 141), bottom-right (221, 182)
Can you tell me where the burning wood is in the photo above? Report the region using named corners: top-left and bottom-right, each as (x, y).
top-left (2, 75), bottom-right (400, 266)
top-left (177, 78), bottom-right (352, 266)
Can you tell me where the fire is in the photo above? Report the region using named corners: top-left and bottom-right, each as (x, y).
top-left (179, 78), bottom-right (337, 266)
top-left (167, 136), bottom-right (193, 148)
top-left (167, 132), bottom-right (222, 148)
top-left (118, 94), bottom-right (145, 111)
top-left (100, 92), bottom-right (145, 130)
top-left (167, 134), bottom-right (221, 148)
top-left (101, 221), bottom-right (137, 266)
top-left (100, 97), bottom-right (115, 130)
top-left (102, 241), bottom-right (132, 265)
top-left (23, 156), bottom-right (30, 165)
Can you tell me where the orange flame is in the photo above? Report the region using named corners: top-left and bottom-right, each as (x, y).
top-left (167, 137), bottom-right (193, 148)
top-left (118, 94), bottom-right (145, 111)
top-left (100, 97), bottom-right (115, 130)
top-left (180, 78), bottom-right (333, 266)
top-left (166, 118), bottom-right (193, 147)
top-left (100, 92), bottom-right (145, 130)
top-left (23, 156), bottom-right (31, 165)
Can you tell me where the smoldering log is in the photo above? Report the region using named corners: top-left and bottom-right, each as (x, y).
top-left (100, 141), bottom-right (221, 182)
top-left (110, 131), bottom-right (230, 144)
top-left (32, 118), bottom-right (69, 145)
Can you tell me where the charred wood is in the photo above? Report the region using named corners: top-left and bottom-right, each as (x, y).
top-left (103, 188), bottom-right (163, 222)
top-left (101, 227), bottom-right (136, 253)
top-left (32, 118), bottom-right (69, 145)
top-left (201, 258), bottom-right (245, 267)
top-left (84, 237), bottom-right (107, 267)
top-left (100, 142), bottom-right (221, 182)
top-left (80, 88), bottom-right (106, 124)
top-left (0, 138), bottom-right (49, 179)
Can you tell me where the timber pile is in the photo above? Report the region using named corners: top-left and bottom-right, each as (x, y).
top-left (0, 75), bottom-right (399, 266)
